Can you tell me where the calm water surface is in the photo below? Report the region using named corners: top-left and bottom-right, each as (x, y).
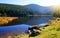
top-left (0, 16), bottom-right (53, 35)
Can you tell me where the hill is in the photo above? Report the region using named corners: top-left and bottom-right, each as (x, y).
top-left (25, 4), bottom-right (52, 13)
top-left (0, 3), bottom-right (40, 17)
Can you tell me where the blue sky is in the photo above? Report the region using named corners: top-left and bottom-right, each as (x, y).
top-left (0, 0), bottom-right (59, 6)
top-left (0, 0), bottom-right (41, 5)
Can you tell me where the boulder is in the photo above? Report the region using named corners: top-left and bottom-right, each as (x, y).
top-left (28, 26), bottom-right (41, 37)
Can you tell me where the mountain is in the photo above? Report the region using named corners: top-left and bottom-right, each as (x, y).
top-left (25, 4), bottom-right (52, 13)
top-left (0, 3), bottom-right (39, 17)
top-left (25, 4), bottom-right (41, 11)
top-left (0, 3), bottom-right (52, 17)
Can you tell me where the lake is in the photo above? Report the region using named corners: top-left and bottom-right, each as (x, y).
top-left (0, 24), bottom-right (28, 35)
top-left (0, 16), bottom-right (53, 35)
top-left (26, 16), bottom-right (53, 25)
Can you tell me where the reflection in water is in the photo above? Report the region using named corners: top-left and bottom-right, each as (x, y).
top-left (0, 16), bottom-right (53, 36)
top-left (0, 24), bottom-right (28, 35)
top-left (26, 16), bottom-right (53, 25)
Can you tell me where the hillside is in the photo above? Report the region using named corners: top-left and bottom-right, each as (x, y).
top-left (0, 3), bottom-right (40, 17)
top-left (25, 4), bottom-right (52, 13)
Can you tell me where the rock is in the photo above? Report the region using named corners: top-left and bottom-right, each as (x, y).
top-left (28, 26), bottom-right (41, 37)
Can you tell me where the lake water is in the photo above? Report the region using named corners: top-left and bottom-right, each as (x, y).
top-left (26, 16), bottom-right (53, 25)
top-left (0, 24), bottom-right (28, 35)
top-left (0, 16), bottom-right (53, 35)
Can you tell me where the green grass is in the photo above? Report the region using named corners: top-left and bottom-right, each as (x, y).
top-left (8, 33), bottom-right (28, 38)
top-left (30, 18), bottom-right (60, 38)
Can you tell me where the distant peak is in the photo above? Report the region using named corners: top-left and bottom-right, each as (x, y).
top-left (26, 4), bottom-right (40, 6)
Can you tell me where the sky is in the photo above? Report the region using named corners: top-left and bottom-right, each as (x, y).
top-left (0, 0), bottom-right (41, 5)
top-left (0, 0), bottom-right (60, 6)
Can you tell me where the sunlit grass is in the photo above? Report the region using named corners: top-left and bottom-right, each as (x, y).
top-left (0, 17), bottom-right (18, 25)
top-left (7, 33), bottom-right (29, 38)
top-left (30, 18), bottom-right (60, 38)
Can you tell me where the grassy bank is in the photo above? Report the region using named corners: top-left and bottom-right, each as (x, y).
top-left (30, 18), bottom-right (60, 38)
top-left (0, 17), bottom-right (18, 25)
